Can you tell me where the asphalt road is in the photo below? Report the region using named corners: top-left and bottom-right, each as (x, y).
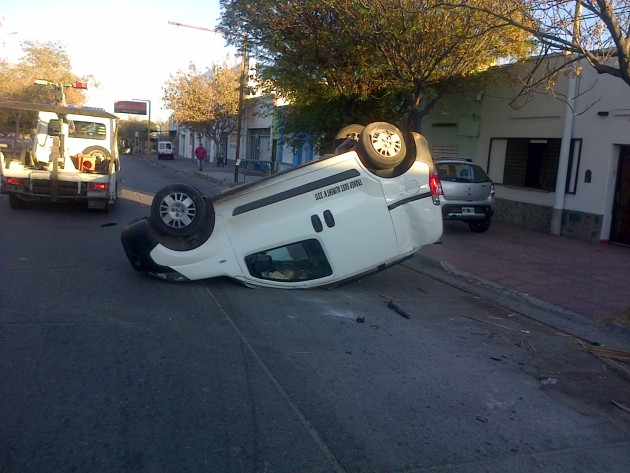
top-left (1, 155), bottom-right (629, 472)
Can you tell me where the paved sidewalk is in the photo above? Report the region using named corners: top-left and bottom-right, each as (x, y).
top-left (415, 220), bottom-right (630, 349)
top-left (148, 154), bottom-right (630, 347)
top-left (149, 155), bottom-right (264, 188)
top-left (420, 220), bottom-right (630, 321)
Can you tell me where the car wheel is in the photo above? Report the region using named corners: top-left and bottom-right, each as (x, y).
top-left (151, 184), bottom-right (206, 237)
top-left (333, 124), bottom-right (364, 154)
top-left (469, 218), bottom-right (491, 233)
top-left (356, 122), bottom-right (407, 170)
top-left (82, 146), bottom-right (111, 160)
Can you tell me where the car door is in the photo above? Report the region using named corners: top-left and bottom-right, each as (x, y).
top-left (218, 152), bottom-right (399, 286)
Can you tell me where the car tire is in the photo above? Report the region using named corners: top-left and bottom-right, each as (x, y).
top-left (151, 184), bottom-right (207, 237)
top-left (469, 218), bottom-right (491, 233)
top-left (82, 146), bottom-right (111, 160)
top-left (356, 122), bottom-right (407, 170)
top-left (333, 124), bottom-right (364, 154)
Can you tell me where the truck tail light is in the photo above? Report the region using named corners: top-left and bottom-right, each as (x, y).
top-left (88, 182), bottom-right (107, 191)
top-left (7, 177), bottom-right (25, 185)
top-left (73, 82), bottom-right (88, 89)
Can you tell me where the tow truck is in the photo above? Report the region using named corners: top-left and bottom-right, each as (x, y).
top-left (0, 81), bottom-right (121, 211)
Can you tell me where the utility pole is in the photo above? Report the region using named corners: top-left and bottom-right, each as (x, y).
top-left (550, 1), bottom-right (581, 235)
top-left (234, 43), bottom-right (246, 183)
top-left (168, 21), bottom-right (246, 182)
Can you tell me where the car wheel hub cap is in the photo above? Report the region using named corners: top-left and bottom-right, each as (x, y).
top-left (370, 129), bottom-right (402, 157)
top-left (159, 193), bottom-right (196, 229)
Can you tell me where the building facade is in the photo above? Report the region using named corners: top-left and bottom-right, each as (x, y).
top-left (421, 56), bottom-right (630, 244)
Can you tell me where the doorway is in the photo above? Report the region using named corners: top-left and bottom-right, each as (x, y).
top-left (611, 146), bottom-right (630, 245)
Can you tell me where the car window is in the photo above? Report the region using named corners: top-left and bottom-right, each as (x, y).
top-left (436, 162), bottom-right (489, 183)
top-left (245, 239), bottom-right (332, 282)
top-left (471, 165), bottom-right (490, 183)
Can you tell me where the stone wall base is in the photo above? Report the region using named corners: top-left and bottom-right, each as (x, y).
top-left (494, 198), bottom-right (603, 242)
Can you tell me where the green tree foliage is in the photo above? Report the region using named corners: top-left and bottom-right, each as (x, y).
top-left (219, 0), bottom-right (530, 146)
top-left (445, 0), bottom-right (630, 88)
top-left (1, 41), bottom-right (87, 105)
top-left (117, 119), bottom-right (156, 142)
top-left (162, 62), bottom-right (240, 154)
top-left (0, 41), bottom-right (89, 130)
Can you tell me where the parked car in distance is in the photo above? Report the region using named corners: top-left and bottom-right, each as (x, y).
top-left (157, 141), bottom-right (174, 160)
top-left (434, 157), bottom-right (495, 232)
top-left (121, 122), bottom-right (444, 288)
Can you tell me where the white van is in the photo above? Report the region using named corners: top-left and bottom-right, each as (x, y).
top-left (122, 122), bottom-right (443, 288)
top-left (157, 141), bottom-right (174, 160)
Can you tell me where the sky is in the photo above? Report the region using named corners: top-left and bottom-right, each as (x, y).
top-left (0, 0), bottom-right (236, 121)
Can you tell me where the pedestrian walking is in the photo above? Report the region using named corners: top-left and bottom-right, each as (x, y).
top-left (195, 144), bottom-right (207, 171)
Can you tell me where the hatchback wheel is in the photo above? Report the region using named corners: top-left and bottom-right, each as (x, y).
top-left (333, 124), bottom-right (364, 154)
top-left (151, 184), bottom-right (206, 237)
top-left (469, 218), bottom-right (491, 233)
top-left (356, 122), bottom-right (407, 170)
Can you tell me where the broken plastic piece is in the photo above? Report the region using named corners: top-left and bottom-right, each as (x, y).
top-left (387, 300), bottom-right (410, 319)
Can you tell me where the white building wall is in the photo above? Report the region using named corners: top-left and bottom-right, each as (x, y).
top-left (570, 66), bottom-right (630, 236)
top-left (421, 56), bottom-right (630, 240)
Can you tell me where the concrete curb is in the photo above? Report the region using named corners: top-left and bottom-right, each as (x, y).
top-left (406, 253), bottom-right (630, 351)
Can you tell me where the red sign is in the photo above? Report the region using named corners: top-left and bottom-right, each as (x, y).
top-left (114, 100), bottom-right (147, 115)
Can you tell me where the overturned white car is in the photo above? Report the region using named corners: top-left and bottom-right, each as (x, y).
top-left (121, 122), bottom-right (443, 288)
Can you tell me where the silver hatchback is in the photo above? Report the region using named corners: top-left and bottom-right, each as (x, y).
top-left (434, 158), bottom-right (495, 232)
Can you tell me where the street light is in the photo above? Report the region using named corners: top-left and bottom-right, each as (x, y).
top-left (133, 98), bottom-right (152, 159)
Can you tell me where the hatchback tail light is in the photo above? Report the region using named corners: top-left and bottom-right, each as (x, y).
top-left (490, 182), bottom-right (496, 197)
top-left (429, 172), bottom-right (443, 205)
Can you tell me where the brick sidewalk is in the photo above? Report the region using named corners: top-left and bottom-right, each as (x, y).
top-left (420, 220), bottom-right (630, 323)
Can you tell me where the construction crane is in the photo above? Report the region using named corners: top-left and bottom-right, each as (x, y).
top-left (168, 21), bottom-right (247, 182)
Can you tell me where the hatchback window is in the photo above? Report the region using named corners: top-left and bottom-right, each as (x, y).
top-left (436, 163), bottom-right (489, 183)
top-left (245, 239), bottom-right (332, 282)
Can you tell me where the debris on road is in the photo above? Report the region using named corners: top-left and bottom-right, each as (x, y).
top-left (460, 314), bottom-right (515, 331)
top-left (540, 377), bottom-right (558, 385)
top-left (387, 300), bottom-right (411, 319)
top-left (611, 400), bottom-right (630, 415)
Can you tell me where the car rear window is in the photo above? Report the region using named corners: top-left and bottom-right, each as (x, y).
top-left (436, 162), bottom-right (490, 183)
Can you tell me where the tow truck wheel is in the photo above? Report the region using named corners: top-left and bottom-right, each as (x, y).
top-left (8, 193), bottom-right (30, 209)
top-left (151, 184), bottom-right (207, 237)
top-left (356, 122), bottom-right (407, 171)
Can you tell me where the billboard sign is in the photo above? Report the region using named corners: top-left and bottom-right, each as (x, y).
top-left (114, 100), bottom-right (147, 115)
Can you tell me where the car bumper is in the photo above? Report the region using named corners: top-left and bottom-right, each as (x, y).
top-left (441, 204), bottom-right (493, 221)
top-left (120, 217), bottom-right (188, 280)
